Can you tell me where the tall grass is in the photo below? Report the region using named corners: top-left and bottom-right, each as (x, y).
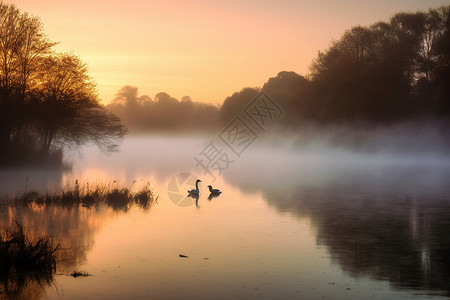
top-left (0, 181), bottom-right (156, 296)
top-left (17, 181), bottom-right (158, 212)
top-left (0, 221), bottom-right (59, 296)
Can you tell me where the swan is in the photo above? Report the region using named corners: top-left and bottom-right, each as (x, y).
top-left (207, 185), bottom-right (222, 195)
top-left (188, 179), bottom-right (202, 196)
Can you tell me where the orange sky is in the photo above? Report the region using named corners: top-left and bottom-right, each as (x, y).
top-left (7, 0), bottom-right (450, 104)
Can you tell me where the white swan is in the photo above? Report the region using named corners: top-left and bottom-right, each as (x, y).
top-left (188, 179), bottom-right (202, 196)
top-left (207, 185), bottom-right (221, 195)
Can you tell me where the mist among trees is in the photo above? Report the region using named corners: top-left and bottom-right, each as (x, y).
top-left (214, 6), bottom-right (450, 152)
top-left (111, 6), bottom-right (450, 140)
top-left (2, 3), bottom-right (450, 166)
top-left (107, 86), bottom-right (220, 133)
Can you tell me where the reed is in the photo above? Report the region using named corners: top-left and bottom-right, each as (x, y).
top-left (17, 181), bottom-right (158, 211)
top-left (0, 221), bottom-right (59, 296)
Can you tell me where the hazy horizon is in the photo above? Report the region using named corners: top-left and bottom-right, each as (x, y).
top-left (2, 2), bottom-right (450, 299)
top-left (7, 0), bottom-right (450, 104)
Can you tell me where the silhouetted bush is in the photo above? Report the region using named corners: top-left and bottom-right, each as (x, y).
top-left (0, 221), bottom-right (59, 296)
top-left (17, 181), bottom-right (157, 212)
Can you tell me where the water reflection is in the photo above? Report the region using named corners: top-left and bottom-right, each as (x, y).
top-left (207, 193), bottom-right (221, 201)
top-left (0, 222), bottom-right (55, 299)
top-left (187, 193), bottom-right (200, 208)
top-left (271, 191), bottom-right (450, 295)
top-left (0, 168), bottom-right (65, 198)
top-left (0, 186), bottom-right (155, 299)
top-left (0, 203), bottom-right (101, 299)
top-left (1, 136), bottom-right (450, 299)
top-left (0, 277), bottom-right (50, 300)
top-left (224, 158), bottom-right (450, 297)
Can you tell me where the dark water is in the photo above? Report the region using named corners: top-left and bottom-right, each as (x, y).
top-left (1, 136), bottom-right (450, 299)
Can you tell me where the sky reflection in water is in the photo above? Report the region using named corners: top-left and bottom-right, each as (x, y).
top-left (1, 136), bottom-right (450, 300)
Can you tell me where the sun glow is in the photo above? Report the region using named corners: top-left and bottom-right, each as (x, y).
top-left (7, 0), bottom-right (450, 104)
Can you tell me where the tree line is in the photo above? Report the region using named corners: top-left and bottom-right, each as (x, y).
top-left (222, 6), bottom-right (450, 126)
top-left (0, 3), bottom-right (126, 166)
top-left (107, 86), bottom-right (220, 133)
top-left (2, 3), bottom-right (450, 166)
top-left (110, 6), bottom-right (450, 134)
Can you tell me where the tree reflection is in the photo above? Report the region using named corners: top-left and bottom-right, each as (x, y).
top-left (0, 221), bottom-right (58, 299)
top-left (0, 204), bottom-right (99, 299)
top-left (260, 176), bottom-right (450, 297)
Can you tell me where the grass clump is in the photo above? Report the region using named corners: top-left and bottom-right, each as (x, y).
top-left (17, 180), bottom-right (158, 212)
top-left (0, 221), bottom-right (59, 296)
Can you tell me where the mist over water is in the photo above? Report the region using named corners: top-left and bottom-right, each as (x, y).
top-left (1, 133), bottom-right (450, 299)
top-left (2, 1), bottom-right (450, 298)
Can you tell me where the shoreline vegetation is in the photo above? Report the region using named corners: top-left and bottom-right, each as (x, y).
top-left (15, 180), bottom-right (158, 212)
top-left (0, 181), bottom-right (157, 296)
top-left (0, 221), bottom-right (59, 297)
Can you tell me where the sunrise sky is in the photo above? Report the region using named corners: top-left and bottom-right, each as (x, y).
top-left (7, 0), bottom-right (450, 104)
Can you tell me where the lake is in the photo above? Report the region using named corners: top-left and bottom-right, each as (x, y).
top-left (1, 135), bottom-right (450, 300)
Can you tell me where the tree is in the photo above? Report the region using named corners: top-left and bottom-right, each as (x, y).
top-left (107, 86), bottom-right (220, 132)
top-left (0, 3), bottom-right (55, 156)
top-left (219, 87), bottom-right (259, 123)
top-left (0, 3), bottom-right (127, 165)
top-left (154, 92), bottom-right (179, 104)
top-left (262, 71), bottom-right (311, 125)
top-left (32, 53), bottom-right (127, 153)
top-left (307, 8), bottom-right (450, 123)
top-left (415, 8), bottom-right (447, 82)
top-left (432, 7), bottom-right (450, 116)
top-left (111, 85), bottom-right (139, 106)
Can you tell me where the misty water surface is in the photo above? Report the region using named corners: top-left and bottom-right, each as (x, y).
top-left (1, 135), bottom-right (450, 300)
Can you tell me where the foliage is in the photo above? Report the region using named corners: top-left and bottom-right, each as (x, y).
top-left (219, 87), bottom-right (259, 123)
top-left (307, 6), bottom-right (450, 123)
top-left (0, 3), bottom-right (126, 166)
top-left (215, 6), bottom-right (450, 128)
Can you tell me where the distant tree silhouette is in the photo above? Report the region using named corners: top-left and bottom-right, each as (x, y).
top-left (308, 6), bottom-right (450, 123)
top-left (219, 87), bottom-right (259, 123)
top-left (262, 71), bottom-right (311, 125)
top-left (111, 85), bottom-right (140, 106)
top-left (217, 6), bottom-right (450, 129)
top-left (4, 1), bottom-right (448, 158)
top-left (100, 6), bottom-right (450, 136)
top-left (107, 87), bottom-right (220, 132)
